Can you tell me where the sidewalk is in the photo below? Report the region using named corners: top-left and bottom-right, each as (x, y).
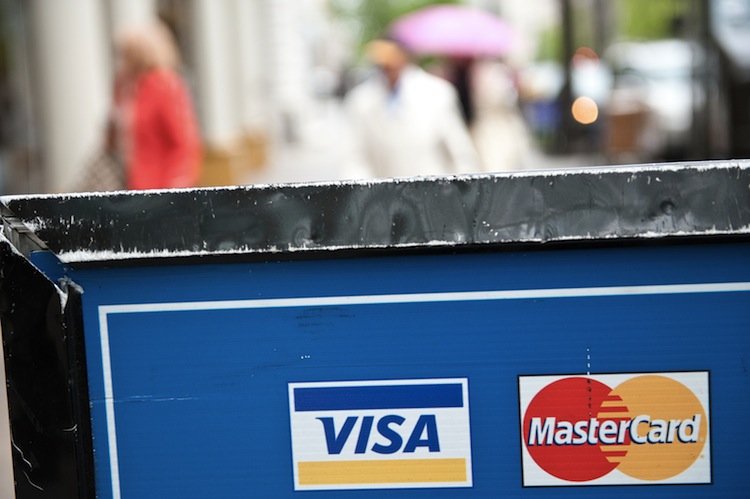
top-left (237, 99), bottom-right (349, 186)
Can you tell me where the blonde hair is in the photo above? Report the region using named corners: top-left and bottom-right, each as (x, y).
top-left (116, 21), bottom-right (179, 73)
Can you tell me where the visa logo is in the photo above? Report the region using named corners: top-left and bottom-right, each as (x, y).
top-left (318, 414), bottom-right (440, 455)
top-left (288, 378), bottom-right (473, 491)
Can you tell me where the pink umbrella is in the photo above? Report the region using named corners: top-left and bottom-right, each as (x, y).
top-left (389, 5), bottom-right (513, 57)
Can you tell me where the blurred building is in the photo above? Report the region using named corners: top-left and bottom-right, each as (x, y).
top-left (709, 0), bottom-right (750, 158)
top-left (0, 0), bottom-right (340, 194)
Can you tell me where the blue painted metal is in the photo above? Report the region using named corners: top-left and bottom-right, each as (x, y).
top-left (2, 162), bottom-right (749, 497)
top-left (68, 243), bottom-right (750, 498)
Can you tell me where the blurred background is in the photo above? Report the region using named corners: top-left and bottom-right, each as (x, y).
top-left (1, 0), bottom-right (750, 495)
top-left (0, 0), bottom-right (748, 193)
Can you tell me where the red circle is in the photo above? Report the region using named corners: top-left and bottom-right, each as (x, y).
top-left (523, 377), bottom-right (624, 481)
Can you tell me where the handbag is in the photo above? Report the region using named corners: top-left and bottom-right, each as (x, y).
top-left (75, 150), bottom-right (127, 192)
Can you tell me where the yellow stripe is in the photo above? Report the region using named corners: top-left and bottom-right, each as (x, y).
top-left (298, 458), bottom-right (467, 485)
top-left (597, 412), bottom-right (630, 418)
top-left (601, 444), bottom-right (629, 452)
top-left (602, 444), bottom-right (629, 463)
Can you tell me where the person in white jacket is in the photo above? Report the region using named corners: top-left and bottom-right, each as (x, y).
top-left (345, 39), bottom-right (480, 179)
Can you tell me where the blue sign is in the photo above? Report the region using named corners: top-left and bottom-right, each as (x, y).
top-left (72, 243), bottom-right (750, 498)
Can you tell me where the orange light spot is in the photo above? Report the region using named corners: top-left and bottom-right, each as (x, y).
top-left (572, 96), bottom-right (599, 125)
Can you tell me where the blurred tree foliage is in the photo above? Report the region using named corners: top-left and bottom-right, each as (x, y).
top-left (535, 0), bottom-right (689, 61)
top-left (329, 0), bottom-right (459, 53)
top-left (536, 25), bottom-right (563, 61)
top-left (536, 1), bottom-right (594, 61)
top-left (616, 0), bottom-right (689, 40)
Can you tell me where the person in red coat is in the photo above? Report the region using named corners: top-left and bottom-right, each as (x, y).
top-left (109, 22), bottom-right (202, 190)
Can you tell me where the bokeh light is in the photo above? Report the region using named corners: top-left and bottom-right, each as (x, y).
top-left (573, 46), bottom-right (600, 66)
top-left (572, 96), bottom-right (599, 125)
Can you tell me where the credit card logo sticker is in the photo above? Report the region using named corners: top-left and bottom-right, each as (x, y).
top-left (519, 372), bottom-right (710, 486)
top-left (288, 378), bottom-right (472, 490)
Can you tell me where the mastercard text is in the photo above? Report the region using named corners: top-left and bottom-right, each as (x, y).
top-left (527, 414), bottom-right (702, 446)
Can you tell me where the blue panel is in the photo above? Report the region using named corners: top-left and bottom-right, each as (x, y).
top-left (29, 250), bottom-right (68, 283)
top-left (71, 243), bottom-right (750, 498)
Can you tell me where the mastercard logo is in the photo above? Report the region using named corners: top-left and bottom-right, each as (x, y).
top-left (518, 372), bottom-right (711, 486)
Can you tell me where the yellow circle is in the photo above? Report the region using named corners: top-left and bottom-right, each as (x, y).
top-left (609, 375), bottom-right (707, 480)
top-left (571, 96), bottom-right (599, 125)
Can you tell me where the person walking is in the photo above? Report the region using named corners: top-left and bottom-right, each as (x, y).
top-left (107, 21), bottom-right (202, 190)
top-left (344, 38), bottom-right (479, 179)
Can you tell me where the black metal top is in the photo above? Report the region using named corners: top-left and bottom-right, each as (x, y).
top-left (2, 160), bottom-right (749, 264)
top-left (0, 160), bottom-right (749, 498)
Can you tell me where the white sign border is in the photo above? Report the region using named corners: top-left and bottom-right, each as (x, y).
top-left (288, 377), bottom-right (473, 491)
top-left (518, 371), bottom-right (712, 487)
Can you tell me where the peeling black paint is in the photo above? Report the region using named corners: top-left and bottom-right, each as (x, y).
top-left (1, 161), bottom-right (748, 264)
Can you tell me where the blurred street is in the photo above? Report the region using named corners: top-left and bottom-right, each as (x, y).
top-left (1, 0), bottom-right (747, 195)
top-left (1, 0), bottom-right (750, 497)
top-left (239, 96), bottom-right (603, 186)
